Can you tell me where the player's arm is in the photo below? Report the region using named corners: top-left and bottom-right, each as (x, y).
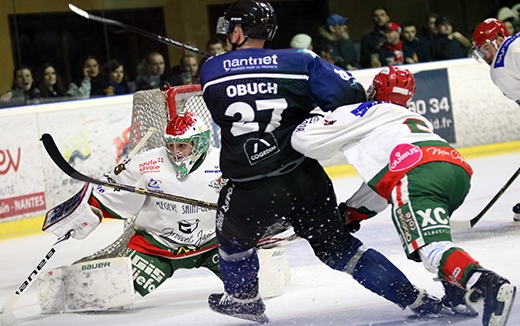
top-left (305, 53), bottom-right (367, 110)
top-left (339, 182), bottom-right (389, 232)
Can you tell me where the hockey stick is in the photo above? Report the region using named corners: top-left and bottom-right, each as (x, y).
top-left (68, 4), bottom-right (210, 58)
top-left (451, 165), bottom-right (520, 230)
top-left (0, 230), bottom-right (74, 326)
top-left (40, 133), bottom-right (217, 210)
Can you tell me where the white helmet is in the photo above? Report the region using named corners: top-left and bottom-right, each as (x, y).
top-left (163, 112), bottom-right (210, 178)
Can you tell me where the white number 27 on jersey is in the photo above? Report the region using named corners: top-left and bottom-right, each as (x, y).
top-left (225, 98), bottom-right (288, 137)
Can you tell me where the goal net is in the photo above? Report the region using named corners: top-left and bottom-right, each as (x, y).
top-left (75, 85), bottom-right (219, 263)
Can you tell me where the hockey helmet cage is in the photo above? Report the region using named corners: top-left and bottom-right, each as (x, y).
top-left (216, 0), bottom-right (277, 42)
top-left (369, 66), bottom-right (416, 107)
top-left (163, 112), bottom-right (210, 179)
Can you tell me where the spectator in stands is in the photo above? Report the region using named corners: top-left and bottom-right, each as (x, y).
top-left (290, 33), bottom-right (313, 50)
top-left (318, 14), bottom-right (359, 70)
top-left (172, 54), bottom-right (200, 84)
top-left (360, 7), bottom-right (390, 68)
top-left (35, 63), bottom-right (66, 100)
top-left (200, 38), bottom-right (227, 68)
top-left (401, 21), bottom-right (432, 62)
top-left (419, 13), bottom-right (438, 61)
top-left (67, 55), bottom-right (109, 99)
top-left (312, 41), bottom-right (335, 64)
top-left (497, 6), bottom-right (519, 36)
top-left (101, 59), bottom-right (132, 95)
top-left (0, 65), bottom-right (40, 106)
top-left (431, 15), bottom-right (470, 61)
top-left (135, 52), bottom-right (182, 91)
top-left (377, 22), bottom-right (417, 66)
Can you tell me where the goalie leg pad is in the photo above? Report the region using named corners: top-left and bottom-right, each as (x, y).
top-left (37, 257), bottom-right (135, 313)
top-left (258, 246), bottom-right (290, 299)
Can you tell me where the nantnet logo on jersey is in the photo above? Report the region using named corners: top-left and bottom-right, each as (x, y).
top-left (223, 54), bottom-right (278, 72)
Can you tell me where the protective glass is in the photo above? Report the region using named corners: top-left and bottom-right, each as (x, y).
top-left (216, 16), bottom-right (230, 35)
top-left (472, 41), bottom-right (495, 63)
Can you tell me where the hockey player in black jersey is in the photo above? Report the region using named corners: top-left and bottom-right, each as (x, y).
top-left (200, 0), bottom-right (446, 323)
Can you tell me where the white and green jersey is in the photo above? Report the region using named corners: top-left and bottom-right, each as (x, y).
top-left (292, 101), bottom-right (473, 201)
top-left (89, 147), bottom-right (222, 259)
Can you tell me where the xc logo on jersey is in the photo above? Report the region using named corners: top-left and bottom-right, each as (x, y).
top-left (417, 207), bottom-right (449, 227)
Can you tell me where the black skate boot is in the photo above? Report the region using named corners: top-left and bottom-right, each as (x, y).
top-left (466, 268), bottom-right (516, 326)
top-left (208, 292), bottom-right (268, 323)
top-left (441, 280), bottom-right (478, 316)
top-left (397, 283), bottom-right (443, 316)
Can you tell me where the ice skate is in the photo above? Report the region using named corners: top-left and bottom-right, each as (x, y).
top-left (467, 268), bottom-right (516, 326)
top-left (397, 283), bottom-right (442, 316)
top-left (208, 292), bottom-right (269, 323)
top-left (441, 280), bottom-right (478, 317)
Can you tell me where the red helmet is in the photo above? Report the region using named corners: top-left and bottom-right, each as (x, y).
top-left (370, 66), bottom-right (416, 107)
top-left (472, 18), bottom-right (509, 49)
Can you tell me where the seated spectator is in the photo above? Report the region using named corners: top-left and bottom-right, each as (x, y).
top-left (431, 15), bottom-right (470, 61)
top-left (290, 33), bottom-right (313, 50)
top-left (318, 14), bottom-right (359, 70)
top-left (0, 65), bottom-right (40, 106)
top-left (497, 6), bottom-right (519, 36)
top-left (67, 55), bottom-right (109, 99)
top-left (401, 21), bottom-right (432, 62)
top-left (312, 41), bottom-right (335, 64)
top-left (377, 22), bottom-right (417, 66)
top-left (35, 63), bottom-right (66, 100)
top-left (172, 54), bottom-right (200, 84)
top-left (135, 52), bottom-right (182, 91)
top-left (360, 7), bottom-right (391, 68)
top-left (418, 13), bottom-right (439, 62)
top-left (101, 59), bottom-right (132, 95)
top-left (200, 38), bottom-right (227, 68)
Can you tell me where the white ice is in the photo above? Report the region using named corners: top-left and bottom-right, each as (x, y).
top-left (1, 151), bottom-right (520, 326)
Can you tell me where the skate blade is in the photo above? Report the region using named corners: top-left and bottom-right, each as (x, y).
top-left (488, 284), bottom-right (516, 326)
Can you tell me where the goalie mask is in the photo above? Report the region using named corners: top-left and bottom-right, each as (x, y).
top-left (472, 18), bottom-right (509, 65)
top-left (163, 112), bottom-right (210, 179)
top-left (216, 0), bottom-right (277, 48)
top-left (368, 66), bottom-right (416, 107)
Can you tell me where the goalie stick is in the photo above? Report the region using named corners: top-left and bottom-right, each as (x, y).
top-left (68, 4), bottom-right (210, 58)
top-left (0, 230), bottom-right (74, 326)
top-left (40, 133), bottom-right (217, 210)
top-left (451, 165), bottom-right (520, 230)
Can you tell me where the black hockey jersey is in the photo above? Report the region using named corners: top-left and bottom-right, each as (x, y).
top-left (200, 48), bottom-right (365, 180)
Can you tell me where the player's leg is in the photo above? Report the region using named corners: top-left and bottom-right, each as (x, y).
top-left (395, 163), bottom-right (515, 325)
top-left (121, 248), bottom-right (174, 297)
top-left (286, 159), bottom-right (442, 315)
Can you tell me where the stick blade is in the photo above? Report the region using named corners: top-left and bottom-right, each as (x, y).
top-left (0, 296), bottom-right (20, 326)
top-left (450, 219), bottom-right (472, 230)
top-left (68, 4), bottom-right (89, 19)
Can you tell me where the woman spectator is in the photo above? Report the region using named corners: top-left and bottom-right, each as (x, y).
top-left (101, 59), bottom-right (132, 95)
top-left (67, 55), bottom-right (109, 99)
top-left (35, 63), bottom-right (66, 100)
top-left (0, 65), bottom-right (40, 106)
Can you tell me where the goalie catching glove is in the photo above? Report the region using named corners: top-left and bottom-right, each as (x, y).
top-left (42, 183), bottom-right (102, 239)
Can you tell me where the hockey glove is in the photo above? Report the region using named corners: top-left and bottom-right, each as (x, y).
top-left (338, 202), bottom-right (369, 233)
top-left (42, 183), bottom-right (102, 239)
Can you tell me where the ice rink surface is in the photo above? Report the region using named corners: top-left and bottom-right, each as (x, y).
top-left (1, 151), bottom-right (520, 326)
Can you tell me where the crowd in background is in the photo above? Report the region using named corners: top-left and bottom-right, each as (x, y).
top-left (0, 37), bottom-right (226, 108)
top-left (2, 4), bottom-right (519, 108)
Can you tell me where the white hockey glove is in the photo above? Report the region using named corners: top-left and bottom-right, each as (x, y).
top-left (42, 183), bottom-right (102, 239)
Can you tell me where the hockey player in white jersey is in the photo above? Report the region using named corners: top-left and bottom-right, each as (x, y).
top-left (472, 18), bottom-right (519, 105)
top-left (472, 18), bottom-right (520, 222)
top-left (292, 66), bottom-right (516, 326)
